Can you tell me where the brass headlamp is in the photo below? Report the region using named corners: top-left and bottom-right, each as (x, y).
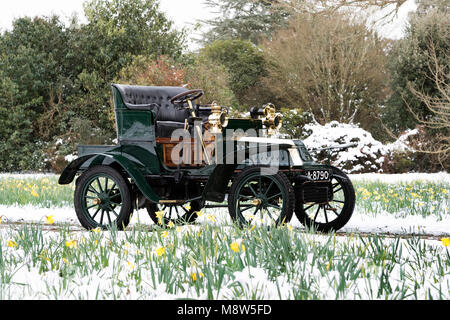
top-left (207, 103), bottom-right (229, 134)
top-left (250, 103), bottom-right (283, 135)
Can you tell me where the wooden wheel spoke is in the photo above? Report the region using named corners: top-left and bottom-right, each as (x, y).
top-left (106, 209), bottom-right (112, 225)
top-left (107, 182), bottom-right (117, 195)
top-left (100, 209), bottom-right (105, 225)
top-left (88, 187), bottom-right (99, 195)
top-left (264, 181), bottom-right (274, 197)
top-left (323, 206), bottom-right (328, 223)
top-left (333, 186), bottom-right (343, 194)
top-left (86, 203), bottom-right (98, 210)
top-left (266, 203), bottom-right (281, 210)
top-left (247, 183), bottom-right (259, 197)
top-left (267, 192), bottom-right (282, 201)
top-left (108, 205), bottom-right (119, 218)
top-left (313, 206), bottom-right (320, 221)
top-left (175, 206), bottom-right (181, 218)
top-left (239, 205), bottom-right (254, 213)
top-left (96, 178), bottom-right (104, 193)
top-left (91, 207), bottom-right (101, 220)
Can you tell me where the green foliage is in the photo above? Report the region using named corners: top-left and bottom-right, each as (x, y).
top-left (198, 39), bottom-right (266, 109)
top-left (383, 9), bottom-right (449, 134)
top-left (0, 0), bottom-right (185, 172)
top-left (201, 0), bottom-right (290, 44)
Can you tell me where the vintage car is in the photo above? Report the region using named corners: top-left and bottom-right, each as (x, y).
top-left (58, 84), bottom-right (356, 232)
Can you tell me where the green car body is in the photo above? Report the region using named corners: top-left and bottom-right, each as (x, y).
top-left (59, 84), bottom-right (356, 232)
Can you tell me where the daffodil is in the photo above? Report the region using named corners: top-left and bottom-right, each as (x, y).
top-left (65, 239), bottom-right (77, 249)
top-left (230, 242), bottom-right (240, 253)
top-left (162, 231), bottom-right (169, 238)
top-left (442, 238), bottom-right (450, 247)
top-left (168, 221), bottom-right (175, 228)
top-left (155, 211), bottom-right (165, 224)
top-left (45, 215), bottom-right (55, 225)
top-left (196, 211), bottom-right (203, 217)
top-left (207, 214), bottom-right (216, 222)
top-left (128, 261), bottom-right (135, 270)
top-left (92, 227), bottom-right (101, 233)
top-left (155, 246), bottom-right (165, 257)
top-left (191, 273), bottom-right (197, 281)
top-left (7, 240), bottom-right (17, 248)
top-left (31, 189), bottom-right (39, 197)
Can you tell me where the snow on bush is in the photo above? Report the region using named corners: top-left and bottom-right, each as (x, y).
top-left (302, 121), bottom-right (417, 173)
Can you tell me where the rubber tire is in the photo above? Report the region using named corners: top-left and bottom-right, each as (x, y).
top-left (228, 166), bottom-right (295, 228)
top-left (74, 165), bottom-right (133, 230)
top-left (295, 166), bottom-right (355, 233)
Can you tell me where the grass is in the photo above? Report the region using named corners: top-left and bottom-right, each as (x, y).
top-left (0, 222), bottom-right (449, 299)
top-left (0, 174), bottom-right (448, 219)
top-left (0, 173), bottom-right (449, 299)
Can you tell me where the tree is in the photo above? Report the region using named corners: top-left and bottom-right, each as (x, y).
top-left (383, 9), bottom-right (449, 134)
top-left (198, 39), bottom-right (266, 109)
top-left (0, 0), bottom-right (186, 172)
top-left (201, 0), bottom-right (290, 44)
top-left (261, 12), bottom-right (389, 136)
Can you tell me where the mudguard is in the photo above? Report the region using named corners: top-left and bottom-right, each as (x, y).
top-left (58, 151), bottom-right (161, 203)
top-left (202, 140), bottom-right (297, 202)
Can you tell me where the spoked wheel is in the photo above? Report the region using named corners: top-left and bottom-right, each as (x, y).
top-left (295, 166), bottom-right (355, 232)
top-left (145, 200), bottom-right (203, 226)
top-left (74, 165), bottom-right (133, 230)
top-left (228, 167), bottom-right (295, 228)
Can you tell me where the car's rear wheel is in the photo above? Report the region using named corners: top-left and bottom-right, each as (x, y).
top-left (74, 165), bottom-right (133, 230)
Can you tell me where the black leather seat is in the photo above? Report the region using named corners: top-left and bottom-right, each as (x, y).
top-left (112, 84), bottom-right (194, 138)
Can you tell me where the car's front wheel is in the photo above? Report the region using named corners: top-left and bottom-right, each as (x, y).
top-left (294, 166), bottom-right (355, 232)
top-left (74, 165), bottom-right (133, 230)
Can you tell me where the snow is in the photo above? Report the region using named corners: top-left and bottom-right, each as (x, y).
top-left (0, 172), bottom-right (448, 300)
top-left (302, 121), bottom-right (419, 173)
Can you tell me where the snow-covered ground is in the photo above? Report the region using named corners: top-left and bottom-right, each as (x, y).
top-left (0, 172), bottom-right (449, 236)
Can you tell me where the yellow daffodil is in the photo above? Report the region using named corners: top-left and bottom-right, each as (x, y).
top-left (176, 226), bottom-right (182, 233)
top-left (128, 261), bottom-right (135, 270)
top-left (442, 238), bottom-right (450, 247)
top-left (191, 273), bottom-right (197, 281)
top-left (31, 189), bottom-right (39, 197)
top-left (155, 211), bottom-right (165, 224)
top-left (92, 227), bottom-right (101, 233)
top-left (155, 246), bottom-right (165, 257)
top-left (168, 221), bottom-right (175, 228)
top-left (207, 215), bottom-right (216, 222)
top-left (45, 215), bottom-right (55, 225)
top-left (230, 242), bottom-right (240, 253)
top-left (65, 239), bottom-right (77, 249)
top-left (162, 231), bottom-right (169, 238)
top-left (63, 258), bottom-right (69, 265)
top-left (196, 211), bottom-right (203, 217)
top-left (7, 240), bottom-right (17, 248)
top-left (199, 272), bottom-right (205, 278)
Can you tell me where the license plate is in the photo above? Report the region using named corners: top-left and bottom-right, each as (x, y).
top-left (305, 170), bottom-right (330, 181)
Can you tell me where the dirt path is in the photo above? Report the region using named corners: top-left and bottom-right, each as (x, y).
top-left (0, 220), bottom-right (447, 241)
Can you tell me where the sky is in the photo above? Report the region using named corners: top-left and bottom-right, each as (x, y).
top-left (0, 0), bottom-right (417, 50)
